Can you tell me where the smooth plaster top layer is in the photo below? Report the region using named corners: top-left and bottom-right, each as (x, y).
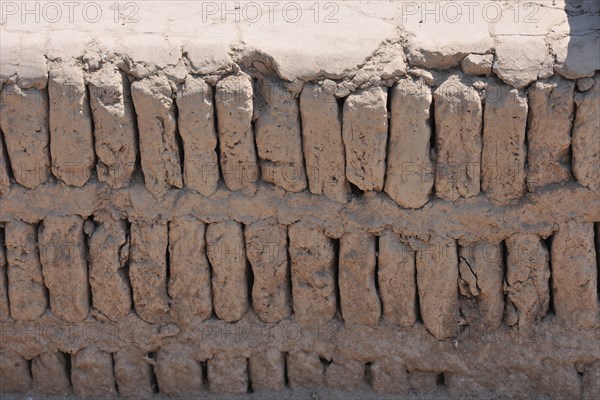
top-left (0, 1), bottom-right (598, 87)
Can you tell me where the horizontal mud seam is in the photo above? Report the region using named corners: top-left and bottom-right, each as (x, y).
top-left (0, 181), bottom-right (597, 244)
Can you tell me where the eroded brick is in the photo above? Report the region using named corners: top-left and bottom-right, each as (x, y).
top-left (88, 65), bottom-right (137, 189)
top-left (129, 221), bottom-right (169, 323)
top-left (572, 74), bottom-right (600, 192)
top-left (49, 66), bottom-right (95, 187)
top-left (72, 347), bottom-right (117, 398)
top-left (482, 82), bottom-right (527, 203)
top-left (5, 220), bottom-right (47, 321)
top-left (343, 86), bottom-right (388, 191)
top-left (385, 78), bottom-right (434, 208)
top-left (39, 215), bottom-right (89, 322)
top-left (433, 75), bottom-right (482, 201)
top-left (0, 84), bottom-right (51, 188)
top-left (505, 234), bottom-right (550, 334)
top-left (177, 76), bottom-right (219, 196)
top-left (208, 355), bottom-right (248, 394)
top-left (245, 220), bottom-right (291, 323)
top-left (131, 76), bottom-right (182, 197)
top-left (215, 73), bottom-right (259, 193)
top-left (288, 222), bottom-right (336, 324)
top-left (299, 82), bottom-right (349, 202)
top-left (416, 237), bottom-right (459, 340)
top-left (206, 221), bottom-right (249, 322)
top-left (89, 220), bottom-right (131, 321)
top-left (527, 76), bottom-right (574, 191)
top-left (156, 344), bottom-right (203, 396)
top-left (255, 78), bottom-right (307, 192)
top-left (339, 231), bottom-right (381, 325)
top-left (168, 216), bottom-right (213, 324)
top-left (378, 231), bottom-right (417, 327)
top-left (551, 222), bottom-right (599, 329)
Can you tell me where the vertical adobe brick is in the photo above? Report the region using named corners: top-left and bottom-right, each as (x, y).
top-left (71, 347), bottom-right (117, 397)
top-left (339, 231), bottom-right (381, 325)
top-left (249, 349), bottom-right (286, 391)
top-left (527, 76), bottom-right (574, 191)
top-left (370, 356), bottom-right (410, 394)
top-left (551, 222), bottom-right (599, 329)
top-left (131, 76), bottom-right (183, 197)
top-left (299, 82), bottom-right (349, 202)
top-left (343, 86), bottom-right (388, 191)
top-left (156, 344), bottom-right (203, 396)
top-left (378, 231), bottom-right (417, 327)
top-left (0, 228), bottom-right (9, 321)
top-left (287, 351), bottom-right (325, 389)
top-left (416, 236), bottom-right (459, 340)
top-left (113, 347), bottom-right (154, 398)
top-left (505, 234), bottom-right (550, 334)
top-left (31, 351), bottom-right (71, 394)
top-left (88, 220), bottom-right (131, 321)
top-left (385, 78), bottom-right (434, 208)
top-left (0, 350), bottom-right (32, 393)
top-left (255, 78), bottom-right (307, 192)
top-left (572, 74), bottom-right (600, 192)
top-left (433, 75), bottom-right (482, 201)
top-left (208, 356), bottom-right (248, 394)
top-left (129, 220), bottom-right (169, 323)
top-left (88, 65), bottom-right (137, 189)
top-left (215, 73), bottom-right (259, 193)
top-left (482, 81), bottom-right (528, 203)
top-left (0, 84), bottom-right (51, 188)
top-left (326, 359), bottom-right (366, 389)
top-left (39, 215), bottom-right (89, 322)
top-left (288, 222), bottom-right (336, 324)
top-left (5, 220), bottom-right (46, 321)
top-left (244, 220), bottom-right (291, 323)
top-left (177, 76), bottom-right (219, 196)
top-left (206, 221), bottom-right (249, 322)
top-left (48, 66), bottom-right (95, 187)
top-left (458, 242), bottom-right (505, 330)
top-left (168, 217), bottom-right (213, 324)
top-left (0, 132), bottom-right (10, 196)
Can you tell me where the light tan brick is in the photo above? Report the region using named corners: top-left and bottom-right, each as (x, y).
top-left (89, 220), bottom-right (131, 321)
top-left (131, 76), bottom-right (182, 197)
top-left (177, 76), bottom-right (219, 196)
top-left (88, 65), bottom-right (137, 189)
top-left (49, 66), bottom-right (95, 187)
top-left (206, 221), bottom-right (249, 322)
top-left (299, 82), bottom-right (349, 202)
top-left (551, 222), bottom-right (599, 329)
top-left (168, 217), bottom-right (213, 324)
top-left (385, 78), bottom-right (434, 208)
top-left (39, 215), bottom-right (89, 322)
top-left (482, 82), bottom-right (527, 203)
top-left (215, 73), bottom-right (259, 193)
top-left (0, 84), bottom-right (51, 188)
top-left (5, 220), bottom-right (47, 321)
top-left (288, 222), bottom-right (336, 324)
top-left (343, 87), bottom-right (388, 191)
top-left (433, 75), bottom-right (482, 201)
top-left (416, 237), bottom-right (459, 340)
top-left (339, 231), bottom-right (381, 325)
top-left (526, 76), bottom-right (574, 191)
top-left (255, 78), bottom-right (307, 192)
top-left (378, 231), bottom-right (417, 327)
top-left (245, 220), bottom-right (291, 323)
top-left (129, 221), bottom-right (169, 323)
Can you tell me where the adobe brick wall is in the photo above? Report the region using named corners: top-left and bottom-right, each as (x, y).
top-left (0, 1), bottom-right (599, 399)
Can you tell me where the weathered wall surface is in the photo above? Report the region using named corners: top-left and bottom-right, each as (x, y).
top-left (0, 1), bottom-right (599, 399)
